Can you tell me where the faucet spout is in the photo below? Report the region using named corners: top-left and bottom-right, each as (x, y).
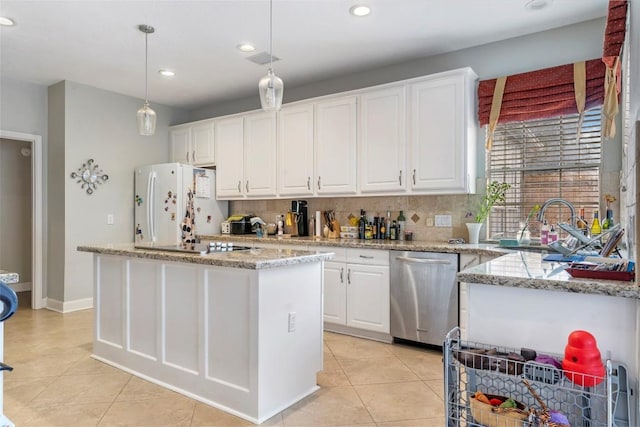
top-left (536, 198), bottom-right (577, 227)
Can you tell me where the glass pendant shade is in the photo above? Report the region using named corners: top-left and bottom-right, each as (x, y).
top-left (259, 68), bottom-right (284, 112)
top-left (137, 101), bottom-right (157, 136)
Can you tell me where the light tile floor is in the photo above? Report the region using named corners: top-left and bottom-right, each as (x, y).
top-left (3, 293), bottom-right (445, 426)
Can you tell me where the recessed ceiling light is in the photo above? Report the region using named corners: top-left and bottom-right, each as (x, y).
top-left (524, 0), bottom-right (552, 11)
top-left (237, 43), bottom-right (256, 52)
top-left (158, 69), bottom-right (175, 77)
top-left (0, 17), bottom-right (15, 26)
top-left (349, 5), bottom-right (371, 17)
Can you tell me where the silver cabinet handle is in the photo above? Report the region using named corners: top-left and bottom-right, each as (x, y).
top-left (192, 150), bottom-right (196, 163)
top-left (416, 327), bottom-right (429, 333)
top-left (347, 268), bottom-right (351, 284)
top-left (245, 180), bottom-right (249, 192)
top-left (237, 180), bottom-right (241, 192)
top-left (340, 267), bottom-right (344, 283)
top-left (186, 151), bottom-right (190, 163)
top-left (396, 256), bottom-right (451, 265)
top-left (399, 170), bottom-right (402, 186)
top-left (359, 255), bottom-right (374, 259)
top-left (307, 177), bottom-right (311, 190)
top-left (413, 169), bottom-right (416, 185)
top-left (317, 176), bottom-right (321, 190)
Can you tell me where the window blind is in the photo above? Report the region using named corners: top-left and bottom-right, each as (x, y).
top-left (487, 108), bottom-right (602, 239)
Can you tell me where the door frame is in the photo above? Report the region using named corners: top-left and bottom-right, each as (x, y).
top-left (0, 130), bottom-right (44, 309)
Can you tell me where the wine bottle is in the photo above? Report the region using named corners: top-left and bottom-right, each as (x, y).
top-left (397, 210), bottom-right (406, 241)
top-left (358, 209), bottom-right (366, 240)
top-left (576, 208), bottom-right (589, 237)
top-left (590, 209), bottom-right (602, 237)
top-left (602, 208), bottom-right (614, 231)
top-left (390, 220), bottom-right (397, 240)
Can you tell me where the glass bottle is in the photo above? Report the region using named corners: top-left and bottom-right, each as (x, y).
top-left (358, 209), bottom-right (366, 239)
top-left (576, 208), bottom-right (589, 237)
top-left (390, 220), bottom-right (397, 240)
top-left (602, 208), bottom-right (614, 231)
top-left (590, 209), bottom-right (602, 237)
top-left (385, 208), bottom-right (391, 239)
top-left (397, 210), bottom-right (406, 241)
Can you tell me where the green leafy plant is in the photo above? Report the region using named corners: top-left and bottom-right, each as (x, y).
top-left (474, 181), bottom-right (511, 223)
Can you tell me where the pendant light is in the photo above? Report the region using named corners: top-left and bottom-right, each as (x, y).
top-left (137, 24), bottom-right (157, 136)
top-left (258, 0), bottom-right (284, 111)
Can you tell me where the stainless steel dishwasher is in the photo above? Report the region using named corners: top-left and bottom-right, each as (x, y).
top-left (390, 251), bottom-right (458, 346)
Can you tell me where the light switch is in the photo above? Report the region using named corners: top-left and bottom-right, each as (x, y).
top-left (107, 214), bottom-right (114, 225)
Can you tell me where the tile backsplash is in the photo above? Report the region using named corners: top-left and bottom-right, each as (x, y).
top-left (230, 193), bottom-right (484, 242)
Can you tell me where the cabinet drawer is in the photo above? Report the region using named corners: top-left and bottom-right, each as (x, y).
top-left (314, 246), bottom-right (346, 262)
top-left (347, 248), bottom-right (389, 266)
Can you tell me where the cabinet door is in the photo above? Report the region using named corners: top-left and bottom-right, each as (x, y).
top-left (192, 121), bottom-right (215, 166)
top-left (170, 127), bottom-right (191, 165)
top-left (278, 104), bottom-right (314, 196)
top-left (409, 74), bottom-right (469, 193)
top-left (323, 261), bottom-right (347, 325)
top-left (244, 111), bottom-right (277, 197)
top-left (315, 96), bottom-right (357, 194)
top-left (346, 264), bottom-right (390, 333)
top-left (358, 87), bottom-right (406, 193)
top-left (215, 116), bottom-right (244, 198)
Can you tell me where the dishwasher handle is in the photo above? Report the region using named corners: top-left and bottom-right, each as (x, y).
top-left (394, 256), bottom-right (452, 265)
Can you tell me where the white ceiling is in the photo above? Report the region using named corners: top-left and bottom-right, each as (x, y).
top-left (0, 0), bottom-right (608, 110)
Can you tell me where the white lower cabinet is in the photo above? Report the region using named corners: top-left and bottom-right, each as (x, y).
top-left (458, 253), bottom-right (498, 340)
top-left (321, 247), bottom-right (390, 334)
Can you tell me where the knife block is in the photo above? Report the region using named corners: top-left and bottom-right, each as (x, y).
top-left (328, 220), bottom-right (340, 239)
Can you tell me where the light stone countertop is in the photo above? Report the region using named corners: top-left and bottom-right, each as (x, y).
top-left (77, 243), bottom-right (334, 270)
top-left (0, 270), bottom-right (19, 284)
top-left (457, 251), bottom-right (639, 299)
top-left (199, 234), bottom-right (509, 258)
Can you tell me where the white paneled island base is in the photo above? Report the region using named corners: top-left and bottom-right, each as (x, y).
top-left (88, 248), bottom-right (327, 424)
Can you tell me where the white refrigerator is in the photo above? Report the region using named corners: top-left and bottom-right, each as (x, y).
top-left (134, 163), bottom-right (228, 245)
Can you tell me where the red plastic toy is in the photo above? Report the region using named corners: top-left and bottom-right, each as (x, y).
top-left (562, 330), bottom-right (605, 387)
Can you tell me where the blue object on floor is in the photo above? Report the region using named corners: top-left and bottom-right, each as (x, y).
top-left (0, 281), bottom-right (18, 322)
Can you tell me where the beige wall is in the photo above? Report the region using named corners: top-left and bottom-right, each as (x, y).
top-left (0, 138), bottom-right (32, 282)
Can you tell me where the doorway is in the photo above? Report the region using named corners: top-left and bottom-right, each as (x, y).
top-left (0, 131), bottom-right (44, 309)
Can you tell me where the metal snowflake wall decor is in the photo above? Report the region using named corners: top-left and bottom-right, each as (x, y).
top-left (70, 158), bottom-right (109, 195)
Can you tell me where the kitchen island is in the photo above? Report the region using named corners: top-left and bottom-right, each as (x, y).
top-left (77, 244), bottom-right (333, 424)
top-left (457, 251), bottom-right (640, 426)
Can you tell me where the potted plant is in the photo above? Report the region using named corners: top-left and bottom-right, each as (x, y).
top-left (466, 181), bottom-right (511, 244)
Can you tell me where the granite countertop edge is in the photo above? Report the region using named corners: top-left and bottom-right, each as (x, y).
top-left (77, 245), bottom-right (334, 270)
top-left (456, 253), bottom-right (639, 300)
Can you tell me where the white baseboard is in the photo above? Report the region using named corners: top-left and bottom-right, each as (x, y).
top-left (46, 297), bottom-right (94, 313)
top-left (9, 281), bottom-right (31, 292)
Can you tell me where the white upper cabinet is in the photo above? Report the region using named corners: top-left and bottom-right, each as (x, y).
top-left (278, 104), bottom-right (314, 196)
top-left (170, 127), bottom-right (191, 165)
top-left (244, 111), bottom-right (277, 197)
top-left (214, 112), bottom-right (277, 199)
top-left (409, 68), bottom-right (477, 194)
top-left (314, 96), bottom-right (357, 195)
top-left (215, 116), bottom-right (244, 198)
top-left (169, 120), bottom-right (215, 166)
top-left (358, 86), bottom-right (406, 193)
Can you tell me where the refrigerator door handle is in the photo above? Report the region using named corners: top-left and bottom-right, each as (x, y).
top-left (148, 172), bottom-right (156, 242)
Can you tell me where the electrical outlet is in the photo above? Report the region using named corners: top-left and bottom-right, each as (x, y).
top-left (435, 215), bottom-right (452, 227)
top-left (288, 312), bottom-right (296, 332)
top-left (107, 214), bottom-right (114, 225)
top-left (426, 217), bottom-right (434, 227)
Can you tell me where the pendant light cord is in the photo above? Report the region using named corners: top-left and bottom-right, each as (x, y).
top-left (269, 0), bottom-right (273, 69)
top-left (145, 31), bottom-right (149, 103)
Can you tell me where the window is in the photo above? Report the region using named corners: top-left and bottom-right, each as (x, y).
top-left (487, 108), bottom-right (602, 239)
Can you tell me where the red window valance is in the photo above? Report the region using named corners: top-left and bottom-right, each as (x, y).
top-left (602, 0), bottom-right (628, 138)
top-left (478, 59), bottom-right (605, 127)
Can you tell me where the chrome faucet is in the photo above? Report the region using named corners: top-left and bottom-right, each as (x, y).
top-left (536, 198), bottom-right (577, 227)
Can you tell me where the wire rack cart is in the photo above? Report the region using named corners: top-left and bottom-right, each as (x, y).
top-left (444, 327), bottom-right (631, 427)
